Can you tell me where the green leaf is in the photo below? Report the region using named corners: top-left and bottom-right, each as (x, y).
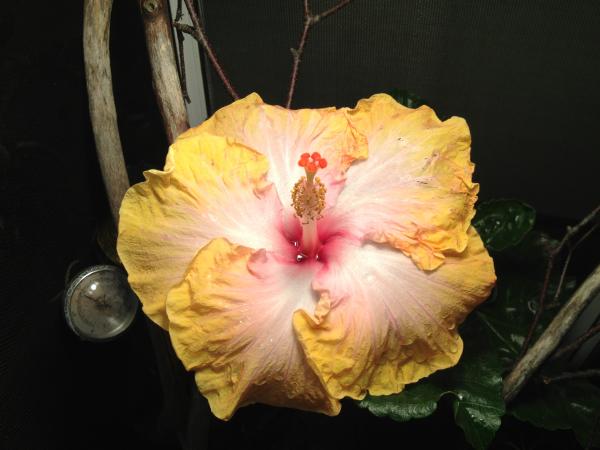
top-left (389, 89), bottom-right (426, 108)
top-left (511, 380), bottom-right (600, 448)
top-left (358, 345), bottom-right (505, 450)
top-left (447, 348), bottom-right (506, 450)
top-left (359, 383), bottom-right (447, 422)
top-left (473, 200), bottom-right (536, 251)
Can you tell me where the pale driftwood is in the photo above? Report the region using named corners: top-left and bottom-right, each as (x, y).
top-left (503, 263), bottom-right (600, 402)
top-left (83, 0), bottom-right (130, 225)
top-left (84, 3), bottom-right (195, 447)
top-left (139, 0), bottom-right (189, 143)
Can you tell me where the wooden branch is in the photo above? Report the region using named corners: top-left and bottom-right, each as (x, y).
top-left (83, 0), bottom-right (130, 225)
top-left (179, 0), bottom-right (239, 100)
top-left (520, 205), bottom-right (600, 356)
top-left (84, 4), bottom-right (194, 446)
top-left (285, 0), bottom-right (352, 108)
top-left (503, 263), bottom-right (600, 403)
top-left (139, 0), bottom-right (189, 143)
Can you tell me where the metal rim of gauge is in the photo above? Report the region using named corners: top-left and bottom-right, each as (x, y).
top-left (63, 264), bottom-right (138, 342)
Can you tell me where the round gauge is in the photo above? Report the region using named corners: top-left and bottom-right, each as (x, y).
top-left (64, 265), bottom-right (138, 341)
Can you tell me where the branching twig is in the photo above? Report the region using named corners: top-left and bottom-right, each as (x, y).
top-left (174, 0), bottom-right (190, 103)
top-left (542, 369), bottom-right (600, 384)
top-left (174, 0), bottom-right (239, 100)
top-left (285, 0), bottom-right (352, 108)
top-left (552, 323), bottom-right (600, 361)
top-left (520, 205), bottom-right (600, 357)
top-left (503, 263), bottom-right (600, 403)
top-left (175, 0), bottom-right (183, 21)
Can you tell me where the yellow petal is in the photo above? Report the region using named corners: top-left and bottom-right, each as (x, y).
top-left (117, 132), bottom-right (285, 328)
top-left (339, 93), bottom-right (478, 270)
top-left (166, 238), bottom-right (340, 419)
top-left (293, 227), bottom-right (495, 399)
top-left (187, 93), bottom-right (368, 210)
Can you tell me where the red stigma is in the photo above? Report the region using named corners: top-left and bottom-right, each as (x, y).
top-left (298, 152), bottom-right (328, 173)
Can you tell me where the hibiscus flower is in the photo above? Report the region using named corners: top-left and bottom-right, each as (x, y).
top-left (117, 93), bottom-right (496, 420)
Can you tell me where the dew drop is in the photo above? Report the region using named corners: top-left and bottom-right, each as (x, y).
top-left (457, 394), bottom-right (464, 400)
top-left (296, 254), bottom-right (305, 263)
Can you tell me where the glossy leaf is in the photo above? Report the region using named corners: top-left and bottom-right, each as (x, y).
top-left (359, 343), bottom-right (505, 450)
top-left (389, 89), bottom-right (426, 108)
top-left (473, 199), bottom-right (535, 251)
top-left (511, 380), bottom-right (600, 448)
top-left (359, 383), bottom-right (447, 422)
top-left (449, 348), bottom-right (506, 450)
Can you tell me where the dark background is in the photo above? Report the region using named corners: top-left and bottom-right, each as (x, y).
top-left (0, 1), bottom-right (598, 449)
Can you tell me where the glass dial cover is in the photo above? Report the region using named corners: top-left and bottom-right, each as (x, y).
top-left (64, 265), bottom-right (138, 341)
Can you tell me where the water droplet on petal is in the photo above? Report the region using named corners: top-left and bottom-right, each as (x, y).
top-left (296, 254), bottom-right (305, 263)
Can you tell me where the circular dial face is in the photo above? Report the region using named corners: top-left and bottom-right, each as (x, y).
top-left (64, 265), bottom-right (138, 341)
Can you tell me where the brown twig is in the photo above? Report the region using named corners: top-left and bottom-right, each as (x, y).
top-left (175, 0), bottom-right (239, 100)
top-left (520, 205), bottom-right (600, 357)
top-left (503, 263), bottom-right (600, 402)
top-left (175, 0), bottom-right (183, 21)
top-left (285, 0), bottom-right (352, 108)
top-left (174, 0), bottom-right (190, 103)
top-left (542, 369), bottom-right (600, 384)
top-left (552, 323), bottom-right (600, 361)
top-left (553, 222), bottom-right (598, 306)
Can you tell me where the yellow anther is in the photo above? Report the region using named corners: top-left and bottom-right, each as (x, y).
top-left (291, 176), bottom-right (327, 222)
